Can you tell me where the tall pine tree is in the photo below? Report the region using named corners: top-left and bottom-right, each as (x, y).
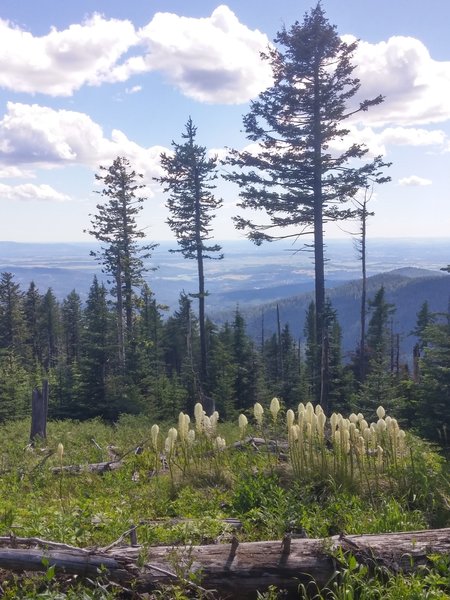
top-left (157, 118), bottom-right (223, 414)
top-left (226, 3), bottom-right (390, 407)
top-left (87, 156), bottom-right (157, 368)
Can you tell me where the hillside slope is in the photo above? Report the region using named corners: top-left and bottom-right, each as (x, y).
top-left (216, 268), bottom-right (450, 359)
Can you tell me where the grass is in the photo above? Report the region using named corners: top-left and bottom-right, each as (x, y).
top-left (0, 402), bottom-right (448, 598)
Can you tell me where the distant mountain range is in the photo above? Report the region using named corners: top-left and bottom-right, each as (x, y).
top-left (215, 267), bottom-right (450, 361)
top-left (0, 240), bottom-right (448, 361)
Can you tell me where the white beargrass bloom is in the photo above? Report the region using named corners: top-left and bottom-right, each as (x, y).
top-left (203, 415), bottom-right (212, 438)
top-left (349, 413), bottom-right (358, 424)
top-left (165, 428), bottom-right (178, 454)
top-left (357, 436), bottom-right (365, 455)
top-left (210, 411), bottom-right (219, 434)
top-left (290, 424), bottom-right (300, 442)
top-left (238, 414), bottom-right (248, 437)
top-left (194, 402), bottom-right (205, 432)
top-left (330, 412), bottom-right (338, 432)
top-left (334, 430), bottom-right (341, 448)
top-left (254, 402), bottom-right (264, 426)
top-left (270, 397), bottom-right (281, 422)
top-left (298, 410), bottom-right (305, 431)
top-left (187, 429), bottom-right (196, 445)
top-left (315, 404), bottom-right (323, 416)
top-left (214, 436), bottom-right (226, 451)
top-left (376, 406), bottom-right (386, 419)
top-left (317, 411), bottom-right (326, 437)
top-left (151, 424), bottom-right (160, 450)
top-left (377, 418), bottom-right (387, 433)
top-left (178, 412), bottom-right (190, 442)
top-left (286, 409), bottom-right (295, 429)
top-left (305, 402), bottom-right (314, 424)
top-left (360, 419), bottom-right (369, 432)
top-left (57, 443), bottom-right (64, 461)
top-left (362, 427), bottom-right (372, 443)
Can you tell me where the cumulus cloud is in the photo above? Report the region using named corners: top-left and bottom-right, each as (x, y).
top-left (0, 14), bottom-right (138, 96)
top-left (0, 182), bottom-right (70, 202)
top-left (0, 102), bottom-right (168, 188)
top-left (125, 85), bottom-right (142, 94)
top-left (0, 165), bottom-right (36, 179)
top-left (330, 124), bottom-right (448, 157)
top-left (398, 175), bottom-right (432, 186)
top-left (0, 6), bottom-right (272, 103)
top-left (133, 5), bottom-right (272, 103)
top-left (344, 35), bottom-right (450, 127)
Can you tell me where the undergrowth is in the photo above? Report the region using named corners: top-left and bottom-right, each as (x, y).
top-left (0, 402), bottom-right (448, 598)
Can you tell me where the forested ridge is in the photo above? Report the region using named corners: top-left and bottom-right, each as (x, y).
top-left (0, 264), bottom-right (449, 446)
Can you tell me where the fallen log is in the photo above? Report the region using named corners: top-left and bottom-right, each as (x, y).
top-left (50, 461), bottom-right (123, 474)
top-left (0, 529), bottom-right (448, 599)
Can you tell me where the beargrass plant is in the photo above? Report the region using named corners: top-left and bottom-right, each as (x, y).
top-left (0, 401), bottom-right (448, 598)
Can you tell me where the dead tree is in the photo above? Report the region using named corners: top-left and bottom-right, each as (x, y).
top-left (30, 380), bottom-right (49, 443)
top-left (0, 528), bottom-right (449, 599)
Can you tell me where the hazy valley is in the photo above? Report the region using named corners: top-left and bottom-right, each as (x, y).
top-left (0, 238), bottom-right (448, 360)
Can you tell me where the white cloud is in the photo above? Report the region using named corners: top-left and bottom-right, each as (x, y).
top-left (0, 165), bottom-right (36, 179)
top-left (133, 5), bottom-right (273, 103)
top-left (0, 182), bottom-right (70, 202)
top-left (0, 7), bottom-right (272, 103)
top-left (0, 102), bottom-right (168, 188)
top-left (379, 127), bottom-right (447, 147)
top-left (344, 35), bottom-right (450, 127)
top-left (398, 175), bottom-right (432, 186)
top-left (125, 85), bottom-right (142, 94)
top-left (328, 123), bottom-right (448, 158)
top-left (0, 15), bottom-right (138, 96)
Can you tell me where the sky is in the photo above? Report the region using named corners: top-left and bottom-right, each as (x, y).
top-left (0, 0), bottom-right (449, 244)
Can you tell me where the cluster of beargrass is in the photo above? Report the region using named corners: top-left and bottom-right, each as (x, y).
top-left (0, 405), bottom-right (448, 599)
top-left (246, 400), bottom-right (411, 496)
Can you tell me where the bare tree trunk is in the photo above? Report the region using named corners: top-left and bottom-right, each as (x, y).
top-left (276, 303), bottom-right (283, 380)
top-left (30, 380), bottom-right (49, 443)
top-left (115, 262), bottom-right (125, 369)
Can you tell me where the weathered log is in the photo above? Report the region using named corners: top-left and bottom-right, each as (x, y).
top-left (0, 529), bottom-right (449, 598)
top-left (51, 461), bottom-right (123, 474)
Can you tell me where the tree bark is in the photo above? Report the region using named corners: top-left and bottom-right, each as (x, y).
top-left (0, 529), bottom-right (448, 599)
top-left (30, 380), bottom-right (49, 443)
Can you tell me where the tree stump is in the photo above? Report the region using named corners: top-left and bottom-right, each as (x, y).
top-left (30, 380), bottom-right (49, 443)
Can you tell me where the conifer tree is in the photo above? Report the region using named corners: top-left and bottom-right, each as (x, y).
top-left (38, 288), bottom-right (61, 371)
top-left (353, 188), bottom-right (375, 381)
top-left (232, 308), bottom-right (262, 410)
top-left (356, 287), bottom-right (398, 415)
top-left (0, 272), bottom-right (26, 358)
top-left (87, 156), bottom-right (157, 368)
top-left (417, 307), bottom-right (450, 444)
top-left (163, 293), bottom-right (199, 414)
top-left (207, 321), bottom-right (237, 418)
top-left (157, 118), bottom-right (223, 414)
top-left (79, 276), bottom-right (111, 418)
top-left (226, 4), bottom-right (390, 407)
top-left (24, 281), bottom-right (43, 364)
top-left (61, 290), bottom-right (82, 364)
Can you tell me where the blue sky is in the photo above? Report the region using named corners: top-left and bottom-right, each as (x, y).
top-left (0, 0), bottom-right (449, 243)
